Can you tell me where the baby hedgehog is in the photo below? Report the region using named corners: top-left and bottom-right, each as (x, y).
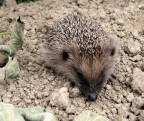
top-left (43, 12), bottom-right (117, 101)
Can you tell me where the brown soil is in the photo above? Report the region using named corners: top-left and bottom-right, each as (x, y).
top-left (0, 0), bottom-right (144, 121)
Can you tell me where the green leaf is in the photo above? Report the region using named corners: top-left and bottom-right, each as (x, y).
top-left (0, 17), bottom-right (24, 57)
top-left (18, 106), bottom-right (57, 121)
top-left (0, 32), bottom-right (11, 35)
top-left (20, 112), bottom-right (58, 121)
top-left (0, 102), bottom-right (25, 121)
top-left (74, 110), bottom-right (110, 121)
top-left (114, 116), bottom-right (128, 121)
top-left (5, 57), bottom-right (20, 78)
top-left (18, 106), bottom-right (44, 115)
top-left (0, 57), bottom-right (20, 83)
top-left (0, 102), bottom-right (57, 121)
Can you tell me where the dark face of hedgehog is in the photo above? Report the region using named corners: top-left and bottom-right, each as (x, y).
top-left (44, 41), bottom-right (116, 101)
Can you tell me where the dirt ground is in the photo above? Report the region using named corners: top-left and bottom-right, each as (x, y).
top-left (0, 0), bottom-right (144, 121)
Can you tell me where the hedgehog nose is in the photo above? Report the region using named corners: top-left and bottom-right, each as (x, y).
top-left (88, 94), bottom-right (97, 101)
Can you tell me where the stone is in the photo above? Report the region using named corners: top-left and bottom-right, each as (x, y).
top-left (116, 19), bottom-right (124, 26)
top-left (12, 96), bottom-right (21, 102)
top-left (50, 87), bottom-right (70, 108)
top-left (70, 87), bottom-right (80, 97)
top-left (124, 39), bottom-right (141, 56)
top-left (5, 0), bottom-right (16, 6)
top-left (131, 68), bottom-right (144, 93)
top-left (99, 10), bottom-right (107, 20)
top-left (130, 55), bottom-right (142, 62)
top-left (132, 97), bottom-right (144, 109)
top-left (139, 111), bottom-right (144, 121)
top-left (129, 113), bottom-right (137, 121)
top-left (3, 98), bottom-right (10, 103)
top-left (48, 76), bottom-right (54, 81)
top-left (126, 93), bottom-right (134, 102)
top-left (111, 108), bottom-right (117, 114)
top-left (9, 83), bottom-right (16, 92)
top-left (77, 0), bottom-right (88, 6)
top-left (138, 4), bottom-right (144, 10)
top-left (117, 31), bottom-right (125, 38)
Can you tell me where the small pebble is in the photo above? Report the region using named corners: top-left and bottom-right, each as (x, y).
top-left (126, 93), bottom-right (134, 102)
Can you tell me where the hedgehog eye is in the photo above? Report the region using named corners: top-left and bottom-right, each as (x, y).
top-left (62, 50), bottom-right (70, 61)
top-left (110, 47), bottom-right (116, 56)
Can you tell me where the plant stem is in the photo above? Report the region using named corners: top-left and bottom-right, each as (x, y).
top-left (0, 32), bottom-right (11, 35)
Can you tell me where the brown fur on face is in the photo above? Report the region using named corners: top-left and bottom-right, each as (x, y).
top-left (43, 38), bottom-right (117, 100)
top-left (42, 12), bottom-right (117, 101)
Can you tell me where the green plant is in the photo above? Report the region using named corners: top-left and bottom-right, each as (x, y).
top-left (0, 32), bottom-right (11, 35)
top-left (0, 102), bottom-right (57, 121)
top-left (0, 17), bottom-right (24, 83)
top-left (74, 111), bottom-right (110, 121)
top-left (0, 0), bottom-right (4, 6)
top-left (74, 111), bottom-right (127, 121)
top-left (0, 17), bottom-right (24, 57)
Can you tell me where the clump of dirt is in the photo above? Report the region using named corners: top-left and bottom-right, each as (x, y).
top-left (0, 0), bottom-right (144, 121)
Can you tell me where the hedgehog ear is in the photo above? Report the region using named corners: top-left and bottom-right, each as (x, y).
top-left (62, 50), bottom-right (70, 61)
top-left (109, 47), bottom-right (116, 56)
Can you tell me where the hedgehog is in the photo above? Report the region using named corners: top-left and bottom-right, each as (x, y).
top-left (43, 12), bottom-right (117, 101)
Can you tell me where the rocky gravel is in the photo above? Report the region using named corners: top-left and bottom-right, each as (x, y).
top-left (0, 0), bottom-right (144, 121)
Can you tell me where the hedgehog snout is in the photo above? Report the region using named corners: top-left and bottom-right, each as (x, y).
top-left (87, 93), bottom-right (97, 101)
